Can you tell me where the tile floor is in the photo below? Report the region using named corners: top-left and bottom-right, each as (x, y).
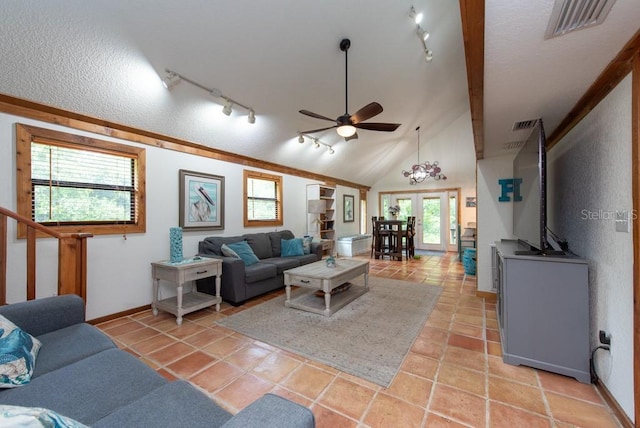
top-left (97, 253), bottom-right (622, 427)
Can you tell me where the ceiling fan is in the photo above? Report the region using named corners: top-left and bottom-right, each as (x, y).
top-left (299, 38), bottom-right (401, 141)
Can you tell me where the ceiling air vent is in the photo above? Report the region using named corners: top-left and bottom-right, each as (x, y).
top-left (512, 119), bottom-right (539, 131)
top-left (545, 0), bottom-right (617, 39)
top-left (503, 141), bottom-right (525, 151)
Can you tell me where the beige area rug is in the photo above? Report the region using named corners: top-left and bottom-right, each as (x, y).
top-left (216, 276), bottom-right (442, 387)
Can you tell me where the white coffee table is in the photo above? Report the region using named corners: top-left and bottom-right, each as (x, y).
top-left (284, 258), bottom-right (369, 316)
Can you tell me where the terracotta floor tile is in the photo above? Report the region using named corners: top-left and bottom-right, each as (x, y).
top-left (312, 404), bottom-right (358, 428)
top-left (437, 362), bottom-right (486, 397)
top-left (485, 328), bottom-right (501, 342)
top-left (411, 336), bottom-right (446, 359)
top-left (385, 371), bottom-right (433, 407)
top-left (429, 384), bottom-right (486, 427)
top-left (448, 332), bottom-right (485, 353)
top-left (454, 313), bottom-right (484, 327)
top-left (112, 326), bottom-right (159, 346)
top-left (486, 341), bottom-right (502, 357)
top-left (224, 343), bottom-right (272, 370)
top-left (282, 364), bottom-right (335, 399)
top-left (443, 346), bottom-right (486, 372)
top-left (166, 321), bottom-right (208, 339)
top-left (401, 353), bottom-right (439, 380)
top-left (166, 350), bottom-right (216, 378)
top-left (318, 377), bottom-right (376, 420)
top-left (546, 392), bottom-right (619, 427)
top-left (537, 370), bottom-right (603, 404)
top-left (102, 319), bottom-right (145, 337)
top-left (419, 326), bottom-right (449, 343)
top-left (488, 376), bottom-right (546, 415)
top-left (129, 333), bottom-right (176, 355)
top-left (451, 322), bottom-right (484, 339)
top-left (364, 393), bottom-right (426, 428)
top-left (202, 335), bottom-right (250, 358)
top-left (252, 352), bottom-right (303, 383)
top-left (456, 306), bottom-right (484, 317)
top-left (424, 412), bottom-right (470, 427)
top-left (189, 360), bottom-right (243, 392)
top-left (489, 401), bottom-right (552, 428)
top-left (182, 328), bottom-right (227, 348)
top-left (487, 355), bottom-right (537, 386)
top-left (147, 341), bottom-right (195, 366)
top-left (216, 373), bottom-right (274, 411)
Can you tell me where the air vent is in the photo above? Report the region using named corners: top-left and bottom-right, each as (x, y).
top-left (512, 119), bottom-right (539, 131)
top-left (503, 141), bottom-right (525, 151)
top-left (545, 0), bottom-right (616, 39)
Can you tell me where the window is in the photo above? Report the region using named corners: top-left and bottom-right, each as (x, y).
top-left (16, 124), bottom-right (146, 237)
top-left (244, 170), bottom-right (283, 227)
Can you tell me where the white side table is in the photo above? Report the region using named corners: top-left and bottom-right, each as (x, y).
top-left (151, 257), bottom-right (222, 325)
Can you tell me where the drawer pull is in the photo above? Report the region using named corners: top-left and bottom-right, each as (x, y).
top-left (301, 279), bottom-right (310, 284)
top-left (196, 270), bottom-right (208, 274)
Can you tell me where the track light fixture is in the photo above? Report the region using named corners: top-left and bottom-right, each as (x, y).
top-left (162, 69), bottom-right (256, 123)
top-left (297, 133), bottom-right (335, 155)
top-left (161, 71), bottom-right (181, 90)
top-left (222, 100), bottom-right (233, 116)
top-left (410, 6), bottom-right (433, 62)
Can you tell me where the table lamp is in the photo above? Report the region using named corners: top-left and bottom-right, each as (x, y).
top-left (307, 199), bottom-right (326, 239)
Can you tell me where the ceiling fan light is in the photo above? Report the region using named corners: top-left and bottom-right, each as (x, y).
top-left (337, 125), bottom-right (356, 137)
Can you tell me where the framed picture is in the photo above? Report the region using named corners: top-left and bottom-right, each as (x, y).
top-left (179, 169), bottom-right (225, 230)
top-left (343, 194), bottom-right (355, 222)
top-left (466, 197), bottom-right (477, 208)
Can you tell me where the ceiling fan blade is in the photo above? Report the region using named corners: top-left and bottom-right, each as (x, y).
top-left (354, 122), bottom-right (401, 132)
top-left (300, 125), bottom-right (337, 134)
top-left (345, 132), bottom-right (359, 141)
top-left (350, 102), bottom-right (383, 124)
top-left (299, 110), bottom-right (337, 122)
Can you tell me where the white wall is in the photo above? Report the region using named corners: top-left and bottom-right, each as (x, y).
top-left (0, 112), bottom-right (361, 320)
top-left (476, 155), bottom-right (515, 292)
top-left (547, 74), bottom-right (634, 419)
top-left (369, 110), bottom-right (477, 230)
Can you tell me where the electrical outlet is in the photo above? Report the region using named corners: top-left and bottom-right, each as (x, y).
top-left (599, 330), bottom-right (611, 346)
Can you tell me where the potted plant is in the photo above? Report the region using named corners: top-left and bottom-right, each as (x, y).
top-left (388, 204), bottom-right (401, 218)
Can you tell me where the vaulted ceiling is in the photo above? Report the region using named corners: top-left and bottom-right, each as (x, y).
top-left (0, 1), bottom-right (639, 188)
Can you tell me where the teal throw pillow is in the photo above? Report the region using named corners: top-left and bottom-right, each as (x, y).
top-left (220, 243), bottom-right (240, 259)
top-left (281, 238), bottom-right (304, 257)
top-left (302, 236), bottom-right (313, 255)
top-left (0, 315), bottom-right (42, 388)
top-left (226, 241), bottom-right (260, 266)
top-left (0, 405), bottom-right (88, 428)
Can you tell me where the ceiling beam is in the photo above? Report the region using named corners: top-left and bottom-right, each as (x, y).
top-left (459, 0), bottom-right (485, 160)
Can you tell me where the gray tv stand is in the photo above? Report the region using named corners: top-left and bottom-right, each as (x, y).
top-left (493, 240), bottom-right (590, 383)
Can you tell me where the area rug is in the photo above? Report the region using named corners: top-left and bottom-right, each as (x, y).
top-left (216, 277), bottom-right (442, 387)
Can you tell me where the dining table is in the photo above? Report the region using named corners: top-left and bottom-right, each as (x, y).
top-left (373, 219), bottom-right (405, 261)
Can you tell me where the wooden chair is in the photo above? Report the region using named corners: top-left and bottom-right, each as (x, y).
top-left (402, 216), bottom-right (416, 259)
top-left (370, 216), bottom-right (379, 258)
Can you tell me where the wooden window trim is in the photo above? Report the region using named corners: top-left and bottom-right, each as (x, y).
top-left (16, 123), bottom-right (146, 238)
top-left (243, 169), bottom-right (283, 227)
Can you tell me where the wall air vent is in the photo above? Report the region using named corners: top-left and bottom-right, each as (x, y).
top-left (545, 0), bottom-right (616, 39)
top-left (503, 141), bottom-right (525, 151)
top-left (512, 119), bottom-right (539, 131)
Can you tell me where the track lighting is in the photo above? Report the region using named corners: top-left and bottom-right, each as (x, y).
top-left (297, 133), bottom-right (335, 154)
top-left (162, 69), bottom-right (256, 124)
top-left (410, 6), bottom-right (433, 62)
top-left (222, 101), bottom-right (233, 116)
top-left (161, 71), bottom-right (181, 90)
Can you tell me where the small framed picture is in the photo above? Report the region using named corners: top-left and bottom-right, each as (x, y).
top-left (179, 169), bottom-right (225, 230)
top-left (343, 194), bottom-right (355, 222)
top-left (466, 197), bottom-right (477, 208)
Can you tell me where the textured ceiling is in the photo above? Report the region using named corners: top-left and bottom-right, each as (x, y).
top-left (0, 1), bottom-right (638, 187)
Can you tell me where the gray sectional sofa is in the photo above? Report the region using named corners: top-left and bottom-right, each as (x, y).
top-left (197, 230), bottom-right (323, 305)
top-left (0, 294), bottom-right (315, 427)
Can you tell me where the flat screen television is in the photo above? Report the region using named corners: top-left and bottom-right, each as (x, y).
top-left (512, 119), bottom-right (562, 255)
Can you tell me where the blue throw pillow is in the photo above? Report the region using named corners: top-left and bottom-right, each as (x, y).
top-left (281, 238), bottom-right (304, 257)
top-left (0, 315), bottom-right (42, 388)
top-left (0, 405), bottom-right (88, 427)
top-left (226, 241), bottom-right (260, 266)
top-left (302, 236), bottom-right (313, 255)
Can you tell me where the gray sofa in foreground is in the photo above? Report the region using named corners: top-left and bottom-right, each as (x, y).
top-left (0, 295), bottom-right (315, 427)
top-left (197, 230), bottom-right (322, 305)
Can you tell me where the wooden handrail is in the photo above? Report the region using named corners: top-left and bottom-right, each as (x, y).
top-left (0, 207), bottom-right (92, 305)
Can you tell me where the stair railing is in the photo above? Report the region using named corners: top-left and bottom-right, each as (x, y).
top-left (0, 206), bottom-right (92, 305)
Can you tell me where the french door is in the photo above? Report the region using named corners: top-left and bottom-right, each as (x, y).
top-left (389, 191), bottom-right (458, 252)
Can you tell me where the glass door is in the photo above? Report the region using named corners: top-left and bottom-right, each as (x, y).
top-left (416, 192), bottom-right (458, 252)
